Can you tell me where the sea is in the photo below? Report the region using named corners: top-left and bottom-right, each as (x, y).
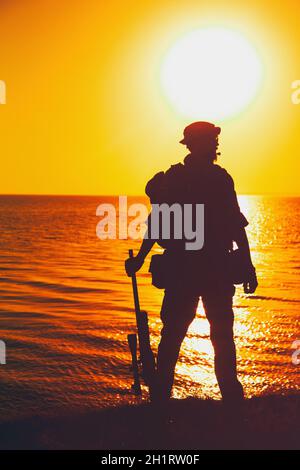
top-left (0, 195), bottom-right (299, 421)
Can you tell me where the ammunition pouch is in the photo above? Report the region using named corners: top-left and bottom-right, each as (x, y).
top-left (149, 253), bottom-right (168, 289)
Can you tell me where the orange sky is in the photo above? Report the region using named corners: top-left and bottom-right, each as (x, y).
top-left (0, 0), bottom-right (299, 195)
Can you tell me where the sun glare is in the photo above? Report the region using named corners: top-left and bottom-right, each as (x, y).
top-left (161, 27), bottom-right (263, 121)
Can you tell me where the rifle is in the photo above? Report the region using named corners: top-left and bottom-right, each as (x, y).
top-left (127, 249), bottom-right (156, 395)
top-left (127, 333), bottom-right (141, 395)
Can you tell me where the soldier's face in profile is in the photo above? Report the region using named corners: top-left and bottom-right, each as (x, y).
top-left (185, 138), bottom-right (218, 157)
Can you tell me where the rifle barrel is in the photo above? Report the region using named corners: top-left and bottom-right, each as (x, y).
top-left (128, 249), bottom-right (156, 389)
top-left (129, 249), bottom-right (140, 315)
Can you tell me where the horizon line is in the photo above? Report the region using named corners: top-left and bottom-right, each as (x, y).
top-left (0, 192), bottom-right (300, 198)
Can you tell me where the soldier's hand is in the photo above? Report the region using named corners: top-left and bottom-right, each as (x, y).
top-left (125, 255), bottom-right (144, 277)
top-left (243, 267), bottom-right (258, 294)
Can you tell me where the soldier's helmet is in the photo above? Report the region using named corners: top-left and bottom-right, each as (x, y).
top-left (180, 121), bottom-right (221, 144)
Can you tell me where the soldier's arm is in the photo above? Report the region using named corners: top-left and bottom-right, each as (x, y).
top-left (223, 171), bottom-right (258, 293)
top-left (125, 170), bottom-right (166, 277)
top-left (233, 226), bottom-right (258, 294)
top-left (233, 226), bottom-right (253, 267)
top-left (125, 237), bottom-right (155, 277)
top-left (125, 213), bottom-right (156, 276)
top-left (137, 237), bottom-right (155, 261)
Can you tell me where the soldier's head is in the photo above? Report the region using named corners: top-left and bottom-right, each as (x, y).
top-left (180, 122), bottom-right (221, 162)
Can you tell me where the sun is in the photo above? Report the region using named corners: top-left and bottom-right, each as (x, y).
top-left (161, 27), bottom-right (263, 121)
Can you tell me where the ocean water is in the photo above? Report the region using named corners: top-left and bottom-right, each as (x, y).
top-left (0, 195), bottom-right (299, 421)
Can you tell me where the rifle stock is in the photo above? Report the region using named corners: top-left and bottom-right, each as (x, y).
top-left (127, 333), bottom-right (142, 395)
top-left (128, 249), bottom-right (156, 389)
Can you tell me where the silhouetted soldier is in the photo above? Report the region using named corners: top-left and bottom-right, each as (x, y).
top-left (126, 122), bottom-right (258, 409)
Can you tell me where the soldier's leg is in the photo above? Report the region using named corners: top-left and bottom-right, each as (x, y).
top-left (155, 290), bottom-right (199, 401)
top-left (202, 287), bottom-right (244, 404)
